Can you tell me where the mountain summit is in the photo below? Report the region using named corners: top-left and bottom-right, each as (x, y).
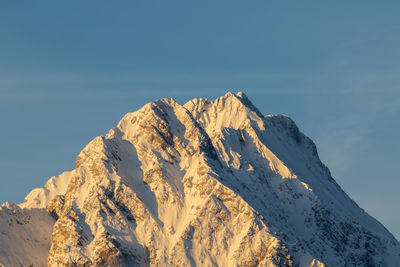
top-left (1, 92), bottom-right (399, 266)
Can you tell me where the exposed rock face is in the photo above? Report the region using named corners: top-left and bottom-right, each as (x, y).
top-left (0, 92), bottom-right (399, 266)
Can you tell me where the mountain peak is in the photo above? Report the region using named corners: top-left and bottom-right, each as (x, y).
top-left (1, 92), bottom-right (399, 267)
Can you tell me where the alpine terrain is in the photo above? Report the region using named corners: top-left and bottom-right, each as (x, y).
top-left (0, 92), bottom-right (399, 267)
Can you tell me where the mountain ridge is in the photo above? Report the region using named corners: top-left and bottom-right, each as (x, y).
top-left (1, 92), bottom-right (399, 266)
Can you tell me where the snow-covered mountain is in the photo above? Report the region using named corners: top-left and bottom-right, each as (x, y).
top-left (1, 92), bottom-right (399, 266)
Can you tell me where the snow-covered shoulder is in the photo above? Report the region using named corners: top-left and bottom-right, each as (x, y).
top-left (19, 170), bottom-right (75, 210)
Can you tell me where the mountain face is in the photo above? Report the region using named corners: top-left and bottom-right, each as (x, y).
top-left (1, 92), bottom-right (399, 267)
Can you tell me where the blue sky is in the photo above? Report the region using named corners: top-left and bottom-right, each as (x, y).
top-left (1, 1), bottom-right (399, 239)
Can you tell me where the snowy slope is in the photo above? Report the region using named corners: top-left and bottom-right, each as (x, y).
top-left (0, 92), bottom-right (399, 266)
top-left (0, 171), bottom-right (73, 266)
